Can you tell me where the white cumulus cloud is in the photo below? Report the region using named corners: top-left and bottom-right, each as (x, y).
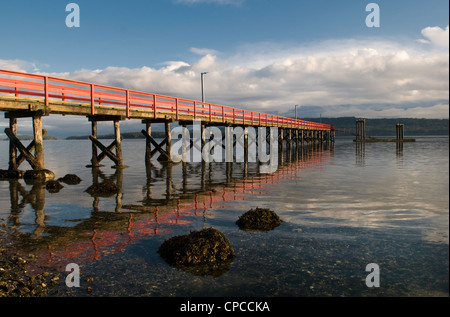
top-left (1, 26), bottom-right (448, 119)
top-left (420, 25), bottom-right (449, 49)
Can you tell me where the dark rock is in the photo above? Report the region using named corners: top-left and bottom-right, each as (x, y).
top-left (58, 174), bottom-right (82, 185)
top-left (45, 180), bottom-right (64, 193)
top-left (158, 228), bottom-right (235, 276)
top-left (236, 207), bottom-right (282, 231)
top-left (23, 169), bottom-right (55, 181)
top-left (85, 181), bottom-right (120, 197)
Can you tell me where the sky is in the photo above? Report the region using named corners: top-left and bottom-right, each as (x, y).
top-left (0, 0), bottom-right (449, 136)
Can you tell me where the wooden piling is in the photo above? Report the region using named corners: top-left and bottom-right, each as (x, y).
top-left (32, 115), bottom-right (45, 170)
top-left (8, 117), bottom-right (17, 171)
top-left (165, 121), bottom-right (172, 162)
top-left (114, 119), bottom-right (123, 167)
top-left (90, 120), bottom-right (99, 167)
top-left (145, 121), bottom-right (152, 165)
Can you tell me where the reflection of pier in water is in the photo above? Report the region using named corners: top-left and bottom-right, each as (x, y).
top-left (355, 140), bottom-right (405, 167)
top-left (5, 142), bottom-right (333, 269)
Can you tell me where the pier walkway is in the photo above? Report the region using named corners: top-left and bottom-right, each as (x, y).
top-left (0, 68), bottom-right (335, 172)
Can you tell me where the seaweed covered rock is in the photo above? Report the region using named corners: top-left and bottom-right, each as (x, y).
top-left (236, 207), bottom-right (282, 231)
top-left (158, 228), bottom-right (235, 276)
top-left (85, 181), bottom-right (119, 197)
top-left (45, 180), bottom-right (64, 193)
top-left (58, 174), bottom-right (82, 185)
top-left (23, 169), bottom-right (55, 182)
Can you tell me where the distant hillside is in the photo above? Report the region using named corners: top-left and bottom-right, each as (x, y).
top-left (1, 135), bottom-right (62, 141)
top-left (303, 117), bottom-right (449, 137)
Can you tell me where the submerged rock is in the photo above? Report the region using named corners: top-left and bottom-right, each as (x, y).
top-left (23, 169), bottom-right (55, 181)
top-left (236, 207), bottom-right (282, 231)
top-left (0, 248), bottom-right (61, 297)
top-left (45, 180), bottom-right (64, 193)
top-left (58, 174), bottom-right (82, 185)
top-left (85, 181), bottom-right (120, 197)
top-left (158, 228), bottom-right (235, 276)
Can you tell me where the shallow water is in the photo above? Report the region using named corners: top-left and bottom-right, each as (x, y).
top-left (0, 136), bottom-right (448, 297)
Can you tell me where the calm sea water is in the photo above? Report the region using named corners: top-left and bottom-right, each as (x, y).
top-left (0, 136), bottom-right (448, 297)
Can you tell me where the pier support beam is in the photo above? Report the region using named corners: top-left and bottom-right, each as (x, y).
top-left (33, 115), bottom-right (45, 170)
top-left (144, 121), bottom-right (152, 165)
top-left (9, 117), bottom-right (17, 171)
top-left (3, 110), bottom-right (49, 175)
top-left (141, 119), bottom-right (173, 163)
top-left (88, 115), bottom-right (124, 168)
top-left (356, 119), bottom-right (366, 141)
top-left (396, 123), bottom-right (404, 140)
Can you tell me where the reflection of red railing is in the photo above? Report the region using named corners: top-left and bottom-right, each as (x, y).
top-left (0, 68), bottom-right (334, 131)
top-left (23, 148), bottom-right (331, 271)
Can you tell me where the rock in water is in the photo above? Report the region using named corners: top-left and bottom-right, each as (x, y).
top-left (158, 228), bottom-right (235, 276)
top-left (45, 180), bottom-right (64, 193)
top-left (236, 207), bottom-right (282, 231)
top-left (85, 181), bottom-right (120, 197)
top-left (23, 169), bottom-right (55, 181)
top-left (58, 174), bottom-right (82, 185)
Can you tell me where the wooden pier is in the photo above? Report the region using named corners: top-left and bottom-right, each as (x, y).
top-left (0, 69), bottom-right (335, 177)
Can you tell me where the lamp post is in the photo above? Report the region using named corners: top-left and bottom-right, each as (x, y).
top-left (201, 72), bottom-right (208, 107)
top-left (295, 105), bottom-right (299, 120)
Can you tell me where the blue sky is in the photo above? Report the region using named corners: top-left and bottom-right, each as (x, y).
top-left (0, 0), bottom-right (449, 136)
top-left (1, 0), bottom-right (448, 71)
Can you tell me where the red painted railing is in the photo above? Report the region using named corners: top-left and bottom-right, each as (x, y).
top-left (0, 68), bottom-right (334, 131)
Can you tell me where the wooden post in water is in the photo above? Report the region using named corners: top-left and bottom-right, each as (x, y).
top-left (87, 115), bottom-right (123, 168)
top-left (165, 121), bottom-right (172, 162)
top-left (145, 121), bottom-right (152, 165)
top-left (90, 120), bottom-right (99, 167)
top-left (33, 115), bottom-right (45, 170)
top-left (396, 123), bottom-right (404, 140)
top-left (356, 119), bottom-right (366, 141)
top-left (278, 128), bottom-right (284, 151)
top-left (244, 126), bottom-right (248, 163)
top-left (287, 129), bottom-right (292, 149)
top-left (114, 119), bottom-right (123, 167)
top-left (8, 117), bottom-right (17, 171)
